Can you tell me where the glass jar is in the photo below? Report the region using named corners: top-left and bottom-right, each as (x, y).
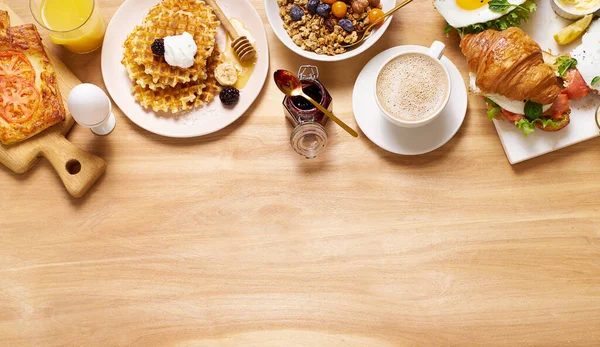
top-left (283, 66), bottom-right (332, 159)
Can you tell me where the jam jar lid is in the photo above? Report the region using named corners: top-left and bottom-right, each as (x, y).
top-left (290, 122), bottom-right (327, 159)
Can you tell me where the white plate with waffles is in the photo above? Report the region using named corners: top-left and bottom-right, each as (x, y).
top-left (101, 0), bottom-right (269, 138)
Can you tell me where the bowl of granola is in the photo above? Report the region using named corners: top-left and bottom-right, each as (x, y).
top-left (266, 0), bottom-right (394, 62)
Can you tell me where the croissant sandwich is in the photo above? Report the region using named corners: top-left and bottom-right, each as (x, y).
top-left (461, 27), bottom-right (589, 136)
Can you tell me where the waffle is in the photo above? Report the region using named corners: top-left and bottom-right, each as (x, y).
top-left (132, 46), bottom-right (223, 113)
top-left (122, 33), bottom-right (198, 91)
top-left (121, 0), bottom-right (223, 114)
top-left (122, 0), bottom-right (220, 90)
top-left (149, 0), bottom-right (216, 17)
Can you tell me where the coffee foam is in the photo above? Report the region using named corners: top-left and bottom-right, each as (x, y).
top-left (376, 53), bottom-right (448, 122)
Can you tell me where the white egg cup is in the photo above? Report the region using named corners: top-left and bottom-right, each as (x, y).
top-left (68, 84), bottom-right (116, 136)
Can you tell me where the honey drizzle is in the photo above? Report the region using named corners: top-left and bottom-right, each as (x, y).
top-left (223, 18), bottom-right (256, 90)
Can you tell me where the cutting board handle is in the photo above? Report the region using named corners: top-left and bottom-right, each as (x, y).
top-left (39, 133), bottom-right (107, 198)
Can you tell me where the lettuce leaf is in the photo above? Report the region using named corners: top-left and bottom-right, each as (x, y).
top-left (515, 117), bottom-right (563, 136)
top-left (515, 118), bottom-right (536, 136)
top-left (445, 0), bottom-right (537, 36)
top-left (485, 98), bottom-right (502, 120)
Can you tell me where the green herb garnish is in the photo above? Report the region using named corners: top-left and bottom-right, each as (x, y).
top-left (444, 0), bottom-right (536, 36)
top-left (488, 0), bottom-right (530, 13)
top-left (555, 56), bottom-right (578, 77)
top-left (485, 98), bottom-right (501, 120)
top-left (444, 23), bottom-right (454, 35)
top-left (592, 76), bottom-right (600, 86)
top-left (524, 101), bottom-right (543, 121)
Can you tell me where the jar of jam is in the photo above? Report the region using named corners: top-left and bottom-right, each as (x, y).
top-left (283, 66), bottom-right (332, 159)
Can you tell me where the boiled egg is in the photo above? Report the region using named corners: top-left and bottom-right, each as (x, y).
top-left (469, 73), bottom-right (554, 114)
top-left (571, 19), bottom-right (600, 93)
top-left (434, 0), bottom-right (528, 28)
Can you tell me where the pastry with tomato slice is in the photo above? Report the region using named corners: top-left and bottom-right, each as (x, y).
top-left (0, 11), bottom-right (65, 145)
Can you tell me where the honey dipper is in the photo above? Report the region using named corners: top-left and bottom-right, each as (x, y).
top-left (204, 0), bottom-right (256, 63)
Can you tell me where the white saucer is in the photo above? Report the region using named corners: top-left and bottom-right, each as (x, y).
top-left (353, 46), bottom-right (468, 155)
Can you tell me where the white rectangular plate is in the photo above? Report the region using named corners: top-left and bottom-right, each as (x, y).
top-left (494, 1), bottom-right (600, 164)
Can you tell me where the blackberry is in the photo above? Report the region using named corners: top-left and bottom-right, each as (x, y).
top-left (219, 87), bottom-right (240, 106)
top-left (151, 38), bottom-right (165, 56)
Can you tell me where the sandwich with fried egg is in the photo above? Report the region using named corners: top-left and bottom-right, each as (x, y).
top-left (434, 0), bottom-right (537, 35)
top-left (460, 27), bottom-right (590, 135)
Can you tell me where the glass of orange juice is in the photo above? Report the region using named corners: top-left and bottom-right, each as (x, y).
top-left (29, 0), bottom-right (106, 54)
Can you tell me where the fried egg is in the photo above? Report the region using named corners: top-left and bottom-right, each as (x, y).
top-left (571, 19), bottom-right (600, 93)
top-left (469, 73), bottom-right (553, 114)
top-left (434, 0), bottom-right (528, 28)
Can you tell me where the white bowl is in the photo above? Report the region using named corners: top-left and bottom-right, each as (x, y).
top-left (551, 0), bottom-right (600, 19)
top-left (264, 0), bottom-right (395, 62)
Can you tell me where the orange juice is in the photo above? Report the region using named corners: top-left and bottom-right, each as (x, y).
top-left (39, 0), bottom-right (106, 54)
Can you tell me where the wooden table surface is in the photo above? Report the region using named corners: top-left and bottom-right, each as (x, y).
top-left (2, 0), bottom-right (600, 345)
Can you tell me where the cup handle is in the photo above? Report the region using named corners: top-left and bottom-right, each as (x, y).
top-left (428, 41), bottom-right (446, 60)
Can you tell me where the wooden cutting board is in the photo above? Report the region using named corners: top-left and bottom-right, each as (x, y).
top-left (0, 2), bottom-right (106, 198)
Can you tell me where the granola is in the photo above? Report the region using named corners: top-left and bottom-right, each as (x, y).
top-left (277, 0), bottom-right (380, 56)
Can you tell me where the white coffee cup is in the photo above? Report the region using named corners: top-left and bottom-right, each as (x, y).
top-left (374, 41), bottom-right (452, 128)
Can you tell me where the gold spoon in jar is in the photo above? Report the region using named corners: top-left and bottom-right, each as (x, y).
top-left (274, 70), bottom-right (358, 138)
top-left (341, 0), bottom-right (414, 49)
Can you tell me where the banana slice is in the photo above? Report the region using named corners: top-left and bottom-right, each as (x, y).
top-left (215, 62), bottom-right (239, 87)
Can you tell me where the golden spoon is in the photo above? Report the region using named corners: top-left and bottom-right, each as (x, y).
top-left (341, 0), bottom-right (414, 49)
top-left (274, 70), bottom-right (358, 138)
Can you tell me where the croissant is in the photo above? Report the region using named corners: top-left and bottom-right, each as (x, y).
top-left (460, 28), bottom-right (560, 105)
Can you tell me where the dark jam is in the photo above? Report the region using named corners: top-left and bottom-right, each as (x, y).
top-left (292, 83), bottom-right (323, 110)
top-left (283, 79), bottom-right (331, 126)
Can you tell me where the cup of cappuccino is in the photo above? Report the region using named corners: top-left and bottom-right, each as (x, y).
top-left (374, 41), bottom-right (451, 128)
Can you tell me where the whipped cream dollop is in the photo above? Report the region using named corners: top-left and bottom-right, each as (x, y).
top-left (164, 32), bottom-right (197, 69)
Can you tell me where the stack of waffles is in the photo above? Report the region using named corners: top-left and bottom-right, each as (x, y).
top-left (122, 0), bottom-right (222, 113)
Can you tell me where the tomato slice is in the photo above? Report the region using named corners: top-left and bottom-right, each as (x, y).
top-left (0, 77), bottom-right (40, 124)
top-left (501, 109), bottom-right (524, 122)
top-left (0, 51), bottom-right (36, 83)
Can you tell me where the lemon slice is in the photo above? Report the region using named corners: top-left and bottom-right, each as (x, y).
top-left (554, 14), bottom-right (593, 45)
